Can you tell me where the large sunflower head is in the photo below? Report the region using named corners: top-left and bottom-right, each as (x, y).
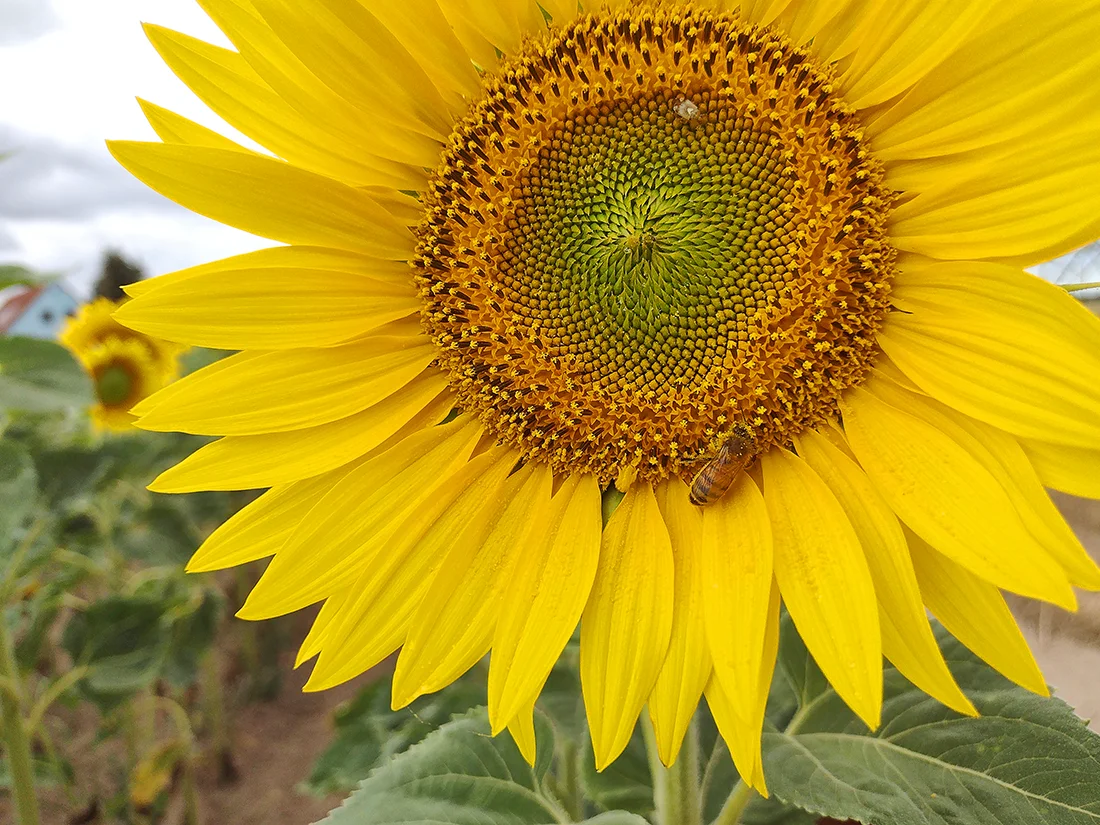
top-left (109, 0), bottom-right (1100, 789)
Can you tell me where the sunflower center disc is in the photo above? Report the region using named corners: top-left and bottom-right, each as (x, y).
top-left (415, 6), bottom-right (896, 483)
top-left (96, 362), bottom-right (135, 407)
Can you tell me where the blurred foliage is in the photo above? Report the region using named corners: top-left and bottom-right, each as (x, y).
top-left (0, 332), bottom-right (258, 824)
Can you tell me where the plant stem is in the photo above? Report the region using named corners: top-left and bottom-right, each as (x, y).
top-left (201, 648), bottom-right (235, 784)
top-left (644, 715), bottom-right (702, 825)
top-left (710, 695), bottom-right (817, 825)
top-left (559, 739), bottom-right (584, 822)
top-left (0, 616), bottom-right (40, 825)
top-left (711, 780), bottom-right (753, 825)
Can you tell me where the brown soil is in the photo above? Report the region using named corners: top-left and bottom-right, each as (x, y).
top-left (165, 657), bottom-right (366, 825)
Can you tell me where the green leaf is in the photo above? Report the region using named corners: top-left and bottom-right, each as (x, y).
top-left (61, 595), bottom-right (169, 705)
top-left (581, 724), bottom-right (653, 817)
top-left (161, 587), bottom-right (223, 688)
top-left (318, 707), bottom-right (566, 825)
top-left (0, 440), bottom-right (36, 553)
top-left (118, 502), bottom-right (201, 566)
top-left (775, 611), bottom-right (827, 712)
top-left (0, 337), bottom-right (92, 412)
top-left (762, 624), bottom-right (1100, 825)
top-left (306, 675), bottom-right (488, 796)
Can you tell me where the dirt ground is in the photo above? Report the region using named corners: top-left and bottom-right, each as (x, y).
top-left (168, 656), bottom-right (365, 825)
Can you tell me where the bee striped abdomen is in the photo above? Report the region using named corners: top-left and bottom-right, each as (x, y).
top-left (688, 432), bottom-right (756, 506)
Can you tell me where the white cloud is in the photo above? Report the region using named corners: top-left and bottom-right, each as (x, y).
top-left (0, 0), bottom-right (61, 47)
top-left (0, 0), bottom-right (261, 298)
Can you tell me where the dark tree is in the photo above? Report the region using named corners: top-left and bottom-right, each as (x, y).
top-left (94, 251), bottom-right (145, 301)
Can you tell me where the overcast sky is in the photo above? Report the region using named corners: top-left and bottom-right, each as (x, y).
top-left (0, 0), bottom-right (1096, 300)
top-left (0, 0), bottom-right (266, 296)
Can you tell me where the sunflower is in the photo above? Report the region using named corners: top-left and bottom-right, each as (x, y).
top-left (108, 0), bottom-right (1100, 790)
top-left (62, 299), bottom-right (185, 431)
top-left (70, 336), bottom-right (168, 431)
top-left (61, 297), bottom-right (185, 380)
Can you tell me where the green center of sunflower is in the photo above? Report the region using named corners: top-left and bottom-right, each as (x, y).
top-left (415, 6), bottom-right (896, 483)
top-left (96, 363), bottom-right (135, 407)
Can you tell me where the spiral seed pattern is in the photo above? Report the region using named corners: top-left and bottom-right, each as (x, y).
top-left (415, 6), bottom-right (896, 483)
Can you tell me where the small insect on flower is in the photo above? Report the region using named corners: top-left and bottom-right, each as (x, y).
top-left (688, 425), bottom-right (758, 506)
top-left (674, 97), bottom-right (701, 120)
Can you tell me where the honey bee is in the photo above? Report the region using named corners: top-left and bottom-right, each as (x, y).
top-left (689, 427), bottom-right (757, 507)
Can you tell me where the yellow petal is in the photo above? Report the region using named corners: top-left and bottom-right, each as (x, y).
top-left (868, 4), bottom-right (1100, 162)
top-left (185, 460), bottom-right (362, 573)
top-left (868, 378), bottom-right (1100, 591)
top-left (354, 0), bottom-right (483, 101)
top-left (136, 330), bottom-right (434, 436)
top-left (248, 0), bottom-right (454, 138)
top-left (775, 0), bottom-right (845, 47)
top-left (908, 529), bottom-right (1048, 696)
top-left (699, 473), bottom-right (776, 742)
top-left (238, 417), bottom-right (481, 619)
top-left (107, 141), bottom-right (411, 258)
top-left (143, 24), bottom-right (420, 189)
top-left (137, 97), bottom-right (241, 150)
top-left (738, 0), bottom-right (792, 27)
top-left (839, 0), bottom-right (997, 109)
top-left (306, 446), bottom-right (520, 691)
top-left (893, 260), bottom-right (1100, 345)
top-left (807, 0), bottom-right (881, 64)
top-left (437, 0), bottom-right (535, 59)
top-left (488, 474), bottom-right (602, 734)
top-left (114, 264), bottom-right (417, 350)
top-left (581, 483), bottom-right (674, 770)
top-left (295, 589), bottom-right (348, 667)
top-left (194, 0), bottom-right (444, 168)
top-left (536, 0), bottom-right (581, 26)
top-left (1020, 438), bottom-right (1100, 500)
top-left (149, 373), bottom-right (451, 493)
top-left (124, 244), bottom-right (414, 301)
top-left (884, 263), bottom-right (1100, 447)
top-left (761, 447), bottom-right (882, 729)
top-left (841, 382), bottom-right (1076, 609)
top-left (888, 126), bottom-right (1100, 265)
top-left (129, 350), bottom-right (262, 418)
top-left (704, 579), bottom-right (780, 796)
top-left (647, 477), bottom-right (712, 767)
top-left (507, 697), bottom-right (538, 767)
top-left (391, 463), bottom-right (553, 707)
top-left (878, 317), bottom-right (1100, 451)
top-left (796, 428), bottom-right (975, 716)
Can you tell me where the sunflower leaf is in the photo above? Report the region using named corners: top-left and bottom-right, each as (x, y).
top-left (318, 706), bottom-right (604, 825)
top-left (0, 337), bottom-right (92, 412)
top-left (762, 623), bottom-right (1100, 825)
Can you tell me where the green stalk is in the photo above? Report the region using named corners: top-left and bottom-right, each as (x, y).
top-left (643, 715), bottom-right (702, 825)
top-left (710, 700), bottom-right (816, 825)
top-left (0, 618), bottom-right (40, 825)
top-left (201, 648), bottom-right (235, 783)
top-left (711, 781), bottom-right (753, 825)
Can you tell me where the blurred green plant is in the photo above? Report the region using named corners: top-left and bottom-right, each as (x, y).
top-left (0, 337), bottom-right (250, 824)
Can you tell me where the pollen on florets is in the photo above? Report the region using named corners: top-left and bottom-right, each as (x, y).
top-left (414, 5), bottom-right (896, 483)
